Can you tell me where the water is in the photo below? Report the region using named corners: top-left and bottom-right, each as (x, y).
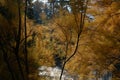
top-left (38, 66), bottom-right (112, 80)
top-left (38, 66), bottom-right (78, 80)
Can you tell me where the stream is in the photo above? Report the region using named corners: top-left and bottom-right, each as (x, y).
top-left (38, 66), bottom-right (112, 80)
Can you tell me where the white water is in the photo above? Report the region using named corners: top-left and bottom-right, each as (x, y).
top-left (38, 66), bottom-right (78, 80)
top-left (38, 66), bottom-right (112, 80)
top-left (32, 0), bottom-right (48, 4)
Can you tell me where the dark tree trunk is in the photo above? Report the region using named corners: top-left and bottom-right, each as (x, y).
top-left (14, 0), bottom-right (25, 80)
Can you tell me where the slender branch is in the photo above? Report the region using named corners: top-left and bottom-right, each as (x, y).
top-left (20, 35), bottom-right (31, 44)
top-left (59, 0), bottom-right (88, 80)
top-left (24, 0), bottom-right (29, 80)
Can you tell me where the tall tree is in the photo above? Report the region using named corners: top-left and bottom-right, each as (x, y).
top-left (58, 0), bottom-right (89, 79)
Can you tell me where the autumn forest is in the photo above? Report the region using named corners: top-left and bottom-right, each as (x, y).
top-left (0, 0), bottom-right (120, 80)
